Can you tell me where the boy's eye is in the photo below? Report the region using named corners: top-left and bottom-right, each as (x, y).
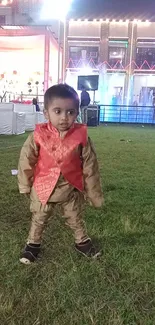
top-left (67, 110), bottom-right (75, 115)
top-left (55, 109), bottom-right (61, 114)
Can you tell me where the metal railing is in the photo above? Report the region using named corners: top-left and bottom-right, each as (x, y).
top-left (98, 105), bottom-right (155, 124)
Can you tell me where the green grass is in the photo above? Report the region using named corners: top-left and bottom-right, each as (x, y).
top-left (1, 125), bottom-right (155, 325)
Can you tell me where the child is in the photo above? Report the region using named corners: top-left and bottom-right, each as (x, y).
top-left (18, 84), bottom-right (103, 264)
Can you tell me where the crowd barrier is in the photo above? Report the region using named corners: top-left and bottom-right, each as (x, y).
top-left (98, 105), bottom-right (155, 124)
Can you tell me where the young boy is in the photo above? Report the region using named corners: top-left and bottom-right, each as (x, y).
top-left (18, 84), bottom-right (103, 264)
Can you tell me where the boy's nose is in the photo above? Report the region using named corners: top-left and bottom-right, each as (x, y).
top-left (61, 113), bottom-right (68, 120)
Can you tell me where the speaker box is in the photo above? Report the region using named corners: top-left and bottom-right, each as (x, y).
top-left (86, 106), bottom-right (99, 126)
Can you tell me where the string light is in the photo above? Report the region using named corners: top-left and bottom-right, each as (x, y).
top-left (68, 18), bottom-right (151, 26)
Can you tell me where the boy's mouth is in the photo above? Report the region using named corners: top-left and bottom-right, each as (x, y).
top-left (59, 123), bottom-right (69, 129)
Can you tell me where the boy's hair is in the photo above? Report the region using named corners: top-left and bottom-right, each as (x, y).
top-left (44, 83), bottom-right (79, 113)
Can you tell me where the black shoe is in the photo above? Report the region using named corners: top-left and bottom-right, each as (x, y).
top-left (75, 239), bottom-right (101, 258)
top-left (20, 243), bottom-right (41, 265)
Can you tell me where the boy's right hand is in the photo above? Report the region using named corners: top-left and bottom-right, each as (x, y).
top-left (20, 192), bottom-right (30, 198)
top-left (24, 193), bottom-right (30, 198)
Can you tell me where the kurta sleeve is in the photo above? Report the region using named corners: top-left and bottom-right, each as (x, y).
top-left (82, 137), bottom-right (104, 208)
top-left (18, 132), bottom-right (39, 194)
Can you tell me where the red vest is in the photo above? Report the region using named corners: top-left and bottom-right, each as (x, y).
top-left (33, 122), bottom-right (87, 205)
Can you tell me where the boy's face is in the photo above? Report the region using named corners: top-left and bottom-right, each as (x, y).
top-left (44, 97), bottom-right (78, 132)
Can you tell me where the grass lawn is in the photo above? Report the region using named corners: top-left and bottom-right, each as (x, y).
top-left (1, 125), bottom-right (155, 325)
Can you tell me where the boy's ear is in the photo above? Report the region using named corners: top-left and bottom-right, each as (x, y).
top-left (43, 109), bottom-right (48, 120)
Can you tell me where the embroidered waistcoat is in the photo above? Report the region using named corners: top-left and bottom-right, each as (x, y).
top-left (33, 122), bottom-right (87, 204)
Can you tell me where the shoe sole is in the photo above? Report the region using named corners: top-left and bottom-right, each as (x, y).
top-left (20, 257), bottom-right (32, 265)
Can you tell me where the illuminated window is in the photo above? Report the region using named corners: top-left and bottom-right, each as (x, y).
top-left (108, 47), bottom-right (126, 67)
top-left (69, 46), bottom-right (99, 67)
top-left (136, 48), bottom-right (155, 68)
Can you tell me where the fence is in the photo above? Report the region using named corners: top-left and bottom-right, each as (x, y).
top-left (98, 105), bottom-right (155, 124)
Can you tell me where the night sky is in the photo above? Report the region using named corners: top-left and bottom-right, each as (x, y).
top-left (69, 0), bottom-right (155, 20)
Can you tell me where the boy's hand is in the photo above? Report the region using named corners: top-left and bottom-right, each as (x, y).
top-left (20, 192), bottom-right (30, 198)
top-left (24, 193), bottom-right (30, 198)
top-left (84, 194), bottom-right (104, 208)
top-left (90, 196), bottom-right (104, 208)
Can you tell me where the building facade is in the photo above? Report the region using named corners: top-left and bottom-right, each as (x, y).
top-left (65, 19), bottom-right (155, 106)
